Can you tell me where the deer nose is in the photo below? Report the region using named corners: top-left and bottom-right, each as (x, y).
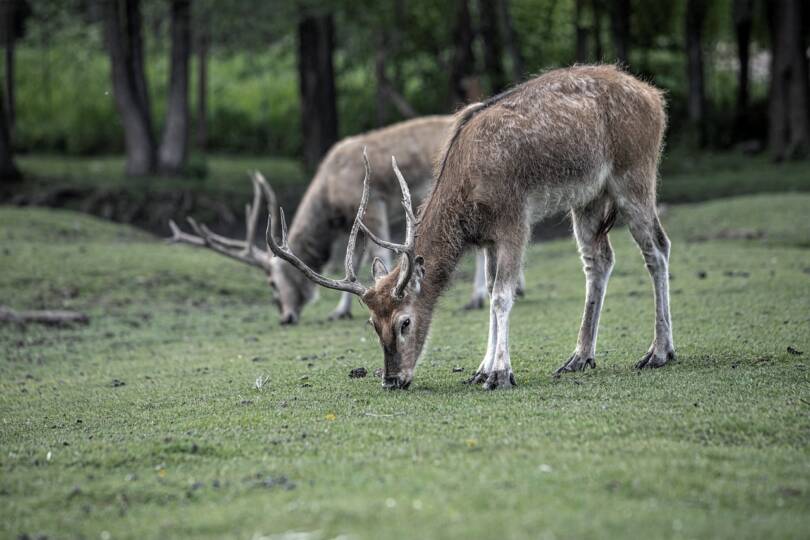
top-left (279, 312), bottom-right (298, 325)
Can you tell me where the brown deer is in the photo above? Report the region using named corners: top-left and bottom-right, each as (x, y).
top-left (265, 65), bottom-right (674, 390)
top-left (169, 115), bottom-right (500, 323)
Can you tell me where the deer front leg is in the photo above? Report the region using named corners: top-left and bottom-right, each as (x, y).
top-left (468, 239), bottom-right (522, 390)
top-left (483, 241), bottom-right (524, 390)
top-left (555, 205), bottom-right (614, 375)
top-left (467, 247), bottom-right (497, 383)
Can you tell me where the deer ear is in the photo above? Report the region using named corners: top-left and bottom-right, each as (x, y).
top-left (372, 257), bottom-right (389, 282)
top-left (408, 256), bottom-right (426, 294)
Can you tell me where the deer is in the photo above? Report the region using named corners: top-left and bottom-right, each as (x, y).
top-left (264, 64), bottom-right (674, 390)
top-left (168, 115), bottom-right (509, 324)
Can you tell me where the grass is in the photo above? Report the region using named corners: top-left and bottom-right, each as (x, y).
top-left (1, 193), bottom-right (810, 539)
top-left (658, 148), bottom-right (810, 203)
top-left (15, 153), bottom-right (307, 197)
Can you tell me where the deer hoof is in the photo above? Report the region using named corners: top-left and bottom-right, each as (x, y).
top-left (483, 370), bottom-right (516, 390)
top-left (635, 348), bottom-right (676, 369)
top-left (464, 371), bottom-right (488, 384)
top-left (553, 353), bottom-right (595, 376)
top-left (463, 296), bottom-right (485, 310)
top-left (328, 311), bottom-right (353, 321)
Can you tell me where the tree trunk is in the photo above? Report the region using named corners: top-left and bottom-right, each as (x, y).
top-left (297, 12), bottom-right (338, 170)
top-left (103, 0), bottom-right (156, 176)
top-left (0, 85), bottom-right (20, 183)
top-left (768, 0), bottom-right (809, 160)
top-left (497, 0), bottom-right (525, 82)
top-left (733, 0), bottom-right (753, 136)
top-left (449, 0), bottom-right (475, 106)
top-left (375, 31), bottom-right (389, 127)
top-left (3, 23), bottom-right (13, 134)
top-left (159, 0), bottom-right (191, 174)
top-left (685, 0), bottom-right (708, 147)
top-left (478, 0), bottom-right (506, 93)
top-left (609, 0), bottom-right (630, 67)
top-left (592, 0), bottom-right (604, 61)
top-left (195, 25), bottom-right (208, 150)
top-left (0, 0), bottom-right (17, 134)
top-left (575, 0), bottom-right (589, 63)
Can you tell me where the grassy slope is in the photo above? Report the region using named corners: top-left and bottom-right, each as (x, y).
top-left (1, 194), bottom-right (809, 539)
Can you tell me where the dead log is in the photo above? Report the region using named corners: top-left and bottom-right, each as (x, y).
top-left (0, 305), bottom-right (89, 327)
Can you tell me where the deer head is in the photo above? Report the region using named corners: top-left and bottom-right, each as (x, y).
top-left (265, 148), bottom-right (424, 389)
top-left (168, 171), bottom-right (316, 325)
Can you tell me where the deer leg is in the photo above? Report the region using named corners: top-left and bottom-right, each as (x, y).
top-left (555, 203), bottom-right (614, 375)
top-left (463, 250), bottom-right (488, 310)
top-left (515, 269), bottom-right (526, 297)
top-left (467, 246), bottom-right (498, 383)
top-left (626, 211), bottom-right (675, 368)
top-left (482, 239), bottom-right (525, 390)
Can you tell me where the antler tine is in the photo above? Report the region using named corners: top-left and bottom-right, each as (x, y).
top-left (391, 155), bottom-right (417, 250)
top-left (279, 207), bottom-right (289, 247)
top-left (344, 147), bottom-right (372, 284)
top-left (242, 176), bottom-right (263, 256)
top-left (167, 219), bottom-right (205, 246)
top-left (392, 155), bottom-right (417, 298)
top-left (169, 216), bottom-right (270, 271)
top-left (357, 155), bottom-right (417, 254)
top-left (252, 170), bottom-right (281, 243)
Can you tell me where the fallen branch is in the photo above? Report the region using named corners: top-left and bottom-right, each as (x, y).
top-left (0, 305), bottom-right (90, 327)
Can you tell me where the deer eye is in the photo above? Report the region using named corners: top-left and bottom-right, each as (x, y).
top-left (400, 317), bottom-right (411, 334)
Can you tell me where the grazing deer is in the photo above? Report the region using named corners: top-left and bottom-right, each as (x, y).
top-left (265, 65), bottom-right (674, 389)
top-left (169, 115), bottom-right (499, 323)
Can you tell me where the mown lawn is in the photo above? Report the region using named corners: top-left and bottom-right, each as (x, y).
top-left (1, 193), bottom-right (809, 539)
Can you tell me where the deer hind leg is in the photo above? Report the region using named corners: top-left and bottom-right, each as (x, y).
top-left (554, 198), bottom-right (615, 375)
top-left (465, 250), bottom-right (526, 310)
top-left (463, 250), bottom-right (488, 310)
top-left (620, 194), bottom-right (675, 368)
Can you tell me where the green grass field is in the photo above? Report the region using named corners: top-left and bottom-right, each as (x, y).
top-left (2, 193), bottom-right (809, 539)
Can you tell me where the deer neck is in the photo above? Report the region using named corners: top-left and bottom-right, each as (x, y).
top-left (285, 189), bottom-right (339, 287)
top-left (410, 182), bottom-right (472, 360)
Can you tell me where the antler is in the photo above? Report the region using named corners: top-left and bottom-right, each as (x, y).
top-left (359, 156), bottom-right (418, 298)
top-left (167, 172), bottom-right (273, 272)
top-left (264, 148), bottom-right (373, 297)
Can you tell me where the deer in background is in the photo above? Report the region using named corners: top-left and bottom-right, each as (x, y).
top-left (266, 65), bottom-right (674, 389)
top-left (169, 115), bottom-right (502, 323)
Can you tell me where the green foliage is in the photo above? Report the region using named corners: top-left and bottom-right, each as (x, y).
top-left (10, 0), bottom-right (780, 158)
top-left (2, 193), bottom-right (810, 538)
